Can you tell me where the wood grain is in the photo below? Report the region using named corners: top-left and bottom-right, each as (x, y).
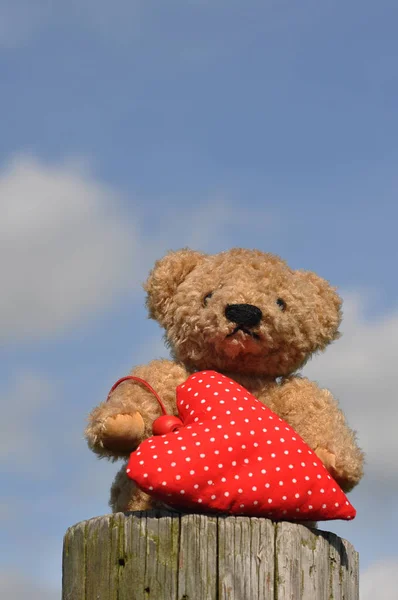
top-left (63, 512), bottom-right (359, 599)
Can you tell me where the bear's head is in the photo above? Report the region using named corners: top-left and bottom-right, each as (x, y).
top-left (145, 248), bottom-right (342, 377)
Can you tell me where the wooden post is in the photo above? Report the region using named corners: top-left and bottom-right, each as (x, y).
top-left (62, 510), bottom-right (359, 600)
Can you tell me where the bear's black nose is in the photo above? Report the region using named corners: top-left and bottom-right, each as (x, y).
top-left (225, 304), bottom-right (263, 328)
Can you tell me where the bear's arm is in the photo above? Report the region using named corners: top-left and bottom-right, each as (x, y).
top-left (267, 376), bottom-right (364, 492)
top-left (85, 359), bottom-right (190, 460)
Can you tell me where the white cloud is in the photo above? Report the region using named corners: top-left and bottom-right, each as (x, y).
top-left (303, 293), bottom-right (398, 485)
top-left (361, 558), bottom-right (398, 600)
top-left (0, 570), bottom-right (59, 600)
top-left (0, 155), bottom-right (137, 342)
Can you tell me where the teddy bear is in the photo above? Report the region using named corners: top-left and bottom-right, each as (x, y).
top-left (85, 248), bottom-right (364, 513)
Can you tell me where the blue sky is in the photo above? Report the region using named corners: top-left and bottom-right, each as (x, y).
top-left (1, 1), bottom-right (397, 598)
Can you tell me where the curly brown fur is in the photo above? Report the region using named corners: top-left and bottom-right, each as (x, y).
top-left (85, 248), bottom-right (364, 512)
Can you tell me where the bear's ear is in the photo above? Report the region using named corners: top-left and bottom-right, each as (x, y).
top-left (295, 270), bottom-right (342, 345)
top-left (145, 249), bottom-right (206, 325)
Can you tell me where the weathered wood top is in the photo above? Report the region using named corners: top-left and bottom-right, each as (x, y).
top-left (63, 511), bottom-right (358, 600)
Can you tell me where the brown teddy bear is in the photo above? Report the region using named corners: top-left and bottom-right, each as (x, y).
top-left (85, 248), bottom-right (364, 513)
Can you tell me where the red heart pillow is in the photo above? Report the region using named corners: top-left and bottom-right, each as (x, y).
top-left (126, 371), bottom-right (356, 521)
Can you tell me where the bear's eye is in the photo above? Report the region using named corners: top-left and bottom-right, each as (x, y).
top-left (276, 298), bottom-right (286, 311)
top-left (203, 292), bottom-right (213, 306)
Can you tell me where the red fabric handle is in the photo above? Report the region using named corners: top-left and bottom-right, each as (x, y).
top-left (107, 376), bottom-right (168, 416)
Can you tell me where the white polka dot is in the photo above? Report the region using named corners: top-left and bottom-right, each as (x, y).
top-left (322, 504), bottom-right (327, 509)
top-left (261, 469), bottom-right (267, 474)
top-left (206, 407), bottom-right (212, 412)
top-left (143, 473), bottom-right (148, 478)
top-left (236, 432), bottom-right (242, 436)
top-left (204, 466), bottom-right (209, 471)
top-left (167, 451), bottom-right (172, 455)
top-left (248, 472), bottom-right (253, 477)
top-left (180, 490), bottom-right (185, 495)
top-left (268, 498), bottom-right (273, 504)
top-left (194, 484), bottom-right (199, 489)
top-left (157, 467), bottom-right (162, 472)
top-left (257, 457), bottom-right (263, 461)
top-left (288, 464), bottom-right (294, 469)
top-left (252, 486), bottom-right (257, 491)
top-left (234, 474), bottom-right (240, 480)
top-left (162, 481), bottom-right (167, 486)
top-left (284, 450), bottom-right (289, 455)
top-left (228, 447), bottom-right (233, 452)
top-left (221, 477), bottom-right (227, 482)
top-left (307, 490), bottom-right (312, 495)
top-left (190, 470), bottom-right (195, 475)
top-left (295, 493), bottom-right (300, 498)
top-left (238, 488), bottom-right (243, 493)
top-left (292, 478), bottom-right (297, 483)
top-left (195, 441), bottom-right (201, 446)
top-left (211, 494), bottom-right (216, 500)
top-left (200, 399), bottom-right (206, 404)
top-left (214, 392), bottom-right (219, 396)
top-left (279, 481), bottom-right (284, 486)
top-left (232, 461), bottom-right (237, 466)
top-left (265, 483), bottom-right (270, 488)
top-left (267, 440), bottom-right (272, 445)
top-left (320, 488), bottom-right (325, 493)
top-left (244, 458), bottom-right (249, 464)
top-left (200, 453), bottom-right (206, 458)
top-left (176, 475), bottom-right (181, 480)
top-left (208, 480), bottom-right (213, 485)
top-left (271, 453), bottom-right (276, 458)
top-left (335, 502), bottom-right (339, 507)
top-left (185, 457), bottom-right (191, 462)
top-left (240, 504), bottom-right (245, 508)
top-left (282, 495), bottom-right (287, 500)
top-left (317, 474), bottom-right (322, 479)
top-left (305, 476), bottom-right (310, 481)
top-left (126, 468), bottom-right (131, 473)
top-left (301, 462), bottom-right (306, 467)
top-left (218, 464), bottom-right (223, 468)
